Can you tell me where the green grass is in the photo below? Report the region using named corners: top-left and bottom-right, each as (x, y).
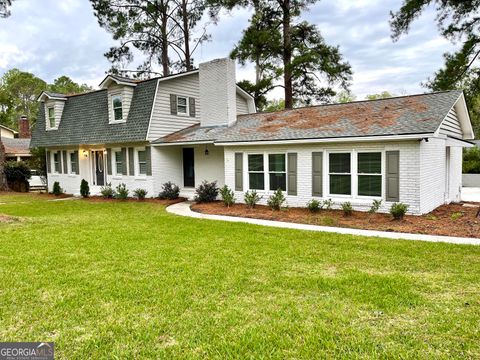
top-left (0, 193), bottom-right (479, 359)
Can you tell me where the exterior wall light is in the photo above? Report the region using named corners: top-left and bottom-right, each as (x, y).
top-left (204, 145), bottom-right (209, 156)
top-left (83, 150), bottom-right (88, 158)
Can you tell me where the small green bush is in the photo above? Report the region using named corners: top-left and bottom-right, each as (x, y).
top-left (80, 179), bottom-right (90, 198)
top-left (244, 190), bottom-right (262, 209)
top-left (390, 202), bottom-right (409, 220)
top-left (267, 188), bottom-right (286, 211)
top-left (100, 183), bottom-right (115, 199)
top-left (341, 202), bottom-right (353, 216)
top-left (133, 188), bottom-right (148, 200)
top-left (451, 211), bottom-right (463, 221)
top-left (52, 181), bottom-right (63, 196)
top-left (115, 183), bottom-right (129, 200)
top-left (307, 199), bottom-right (322, 213)
top-left (158, 181), bottom-right (180, 200)
top-left (219, 185), bottom-right (235, 207)
top-left (194, 180), bottom-right (219, 203)
top-left (323, 198), bottom-right (334, 210)
top-left (368, 199), bottom-right (382, 214)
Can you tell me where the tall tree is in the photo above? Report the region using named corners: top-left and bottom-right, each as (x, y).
top-left (0, 69), bottom-right (46, 128)
top-left (390, 0), bottom-right (480, 137)
top-left (0, 0), bottom-right (14, 18)
top-left (215, 0), bottom-right (352, 108)
top-left (48, 76), bottom-right (93, 95)
top-left (365, 91), bottom-right (394, 100)
top-left (90, 0), bottom-right (208, 76)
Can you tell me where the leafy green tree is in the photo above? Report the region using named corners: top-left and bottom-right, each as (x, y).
top-left (463, 146), bottom-right (480, 174)
top-left (0, 69), bottom-right (46, 128)
top-left (390, 0), bottom-right (480, 138)
top-left (213, 0), bottom-right (352, 109)
top-left (0, 0), bottom-right (14, 18)
top-left (264, 98), bottom-right (285, 112)
top-left (90, 0), bottom-right (208, 76)
top-left (48, 76), bottom-right (93, 94)
top-left (335, 90), bottom-right (356, 103)
top-left (365, 91), bottom-right (394, 100)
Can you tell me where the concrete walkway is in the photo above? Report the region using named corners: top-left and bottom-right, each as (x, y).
top-left (166, 202), bottom-right (480, 246)
top-left (462, 187), bottom-right (480, 203)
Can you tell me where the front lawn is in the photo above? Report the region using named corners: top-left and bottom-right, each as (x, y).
top-left (0, 193), bottom-right (479, 358)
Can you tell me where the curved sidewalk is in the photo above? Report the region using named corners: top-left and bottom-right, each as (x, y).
top-left (166, 202), bottom-right (480, 246)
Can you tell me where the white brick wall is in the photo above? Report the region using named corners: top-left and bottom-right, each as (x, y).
top-left (224, 141), bottom-right (422, 214)
top-left (419, 138), bottom-right (446, 214)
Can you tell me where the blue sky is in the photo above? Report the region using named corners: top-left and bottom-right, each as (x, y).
top-left (0, 0), bottom-right (457, 99)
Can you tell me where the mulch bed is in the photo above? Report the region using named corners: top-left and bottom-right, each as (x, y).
top-left (191, 201), bottom-right (480, 238)
top-left (0, 214), bottom-right (20, 223)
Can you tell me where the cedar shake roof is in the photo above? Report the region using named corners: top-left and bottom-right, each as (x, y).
top-left (153, 90), bottom-right (464, 144)
top-left (2, 138), bottom-right (31, 155)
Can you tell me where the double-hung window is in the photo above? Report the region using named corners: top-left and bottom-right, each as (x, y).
top-left (329, 153), bottom-right (351, 195)
top-left (137, 149), bottom-right (147, 175)
top-left (357, 152), bottom-right (382, 196)
top-left (69, 152), bottom-right (78, 174)
top-left (48, 107), bottom-right (55, 128)
top-left (177, 96), bottom-right (188, 115)
top-left (268, 154), bottom-right (286, 191)
top-left (53, 152), bottom-right (61, 173)
top-left (248, 154), bottom-right (264, 190)
top-left (115, 151), bottom-right (123, 175)
top-left (112, 95), bottom-right (123, 121)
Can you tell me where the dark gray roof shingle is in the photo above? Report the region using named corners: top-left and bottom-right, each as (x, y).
top-left (30, 79), bottom-right (157, 147)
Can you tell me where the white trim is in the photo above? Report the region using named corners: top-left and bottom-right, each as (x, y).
top-left (37, 91), bottom-right (67, 102)
top-left (152, 140), bottom-right (213, 147)
top-left (112, 148), bottom-right (123, 177)
top-left (99, 75), bottom-right (138, 89)
top-left (156, 70), bottom-right (199, 83)
top-left (135, 146), bottom-right (148, 178)
top-left (176, 95), bottom-right (189, 116)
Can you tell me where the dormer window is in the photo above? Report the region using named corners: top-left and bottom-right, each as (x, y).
top-left (112, 95), bottom-right (123, 121)
top-left (48, 107), bottom-right (55, 128)
top-left (177, 96), bottom-right (188, 115)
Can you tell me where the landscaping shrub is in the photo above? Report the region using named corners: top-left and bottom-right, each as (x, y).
top-left (3, 161), bottom-right (31, 192)
top-left (341, 202), bottom-right (353, 216)
top-left (244, 190), bottom-right (262, 209)
top-left (219, 185), bottom-right (235, 207)
top-left (133, 188), bottom-right (148, 200)
top-left (194, 180), bottom-right (219, 202)
top-left (52, 181), bottom-right (63, 196)
top-left (323, 198), bottom-right (334, 210)
top-left (368, 199), bottom-right (382, 214)
top-left (100, 183), bottom-right (115, 199)
top-left (80, 179), bottom-right (90, 198)
top-left (307, 199), bottom-right (322, 213)
top-left (267, 188), bottom-right (286, 210)
top-left (451, 211), bottom-right (463, 221)
top-left (463, 147), bottom-right (480, 174)
top-left (158, 181), bottom-right (180, 200)
top-left (115, 183), bottom-right (129, 200)
top-left (390, 202), bottom-right (409, 220)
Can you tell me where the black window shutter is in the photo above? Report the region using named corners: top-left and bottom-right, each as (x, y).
top-left (145, 146), bottom-right (152, 176)
top-left (312, 152), bottom-right (323, 197)
top-left (234, 153), bottom-right (243, 191)
top-left (121, 148), bottom-right (128, 175)
top-left (189, 98), bottom-right (196, 117)
top-left (386, 151), bottom-right (400, 202)
top-left (62, 151), bottom-right (67, 174)
top-left (170, 94), bottom-right (177, 115)
top-left (287, 153), bottom-right (297, 196)
top-left (128, 147), bottom-right (134, 176)
top-left (106, 148), bottom-right (112, 175)
top-left (46, 151), bottom-right (51, 173)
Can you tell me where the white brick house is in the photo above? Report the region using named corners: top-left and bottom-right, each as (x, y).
top-left (31, 58), bottom-right (475, 215)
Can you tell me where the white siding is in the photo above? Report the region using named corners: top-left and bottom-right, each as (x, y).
top-left (0, 127), bottom-right (15, 138)
top-left (439, 107), bottom-right (463, 138)
top-left (147, 74), bottom-right (200, 140)
top-left (236, 92), bottom-right (250, 115)
top-left (224, 141), bottom-right (422, 214)
top-left (107, 85), bottom-right (134, 123)
top-left (44, 100), bottom-right (65, 129)
top-left (151, 146), bottom-right (183, 196)
top-left (449, 146), bottom-right (462, 202)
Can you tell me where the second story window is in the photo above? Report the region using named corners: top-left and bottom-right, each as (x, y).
top-left (48, 107), bottom-right (55, 128)
top-left (112, 95), bottom-right (123, 121)
top-left (177, 96), bottom-right (188, 115)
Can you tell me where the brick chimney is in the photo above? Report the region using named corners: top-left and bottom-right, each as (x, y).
top-left (18, 115), bottom-right (30, 138)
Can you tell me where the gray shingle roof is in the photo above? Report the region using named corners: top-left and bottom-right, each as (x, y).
top-left (2, 138), bottom-right (31, 155)
top-left (153, 90), bottom-right (463, 145)
top-left (30, 79), bottom-right (157, 147)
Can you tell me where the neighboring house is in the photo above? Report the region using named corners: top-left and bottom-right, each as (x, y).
top-left (0, 116), bottom-right (32, 162)
top-left (31, 58), bottom-right (475, 215)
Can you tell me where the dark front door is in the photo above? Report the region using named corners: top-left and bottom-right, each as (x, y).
top-left (183, 148), bottom-right (195, 187)
top-left (95, 151), bottom-right (105, 186)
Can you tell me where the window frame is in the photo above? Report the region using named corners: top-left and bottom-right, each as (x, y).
top-left (245, 152), bottom-right (290, 193)
top-left (68, 150), bottom-right (78, 175)
top-left (47, 106), bottom-right (56, 129)
top-left (111, 94), bottom-right (124, 123)
top-left (268, 153), bottom-right (287, 191)
top-left (247, 153), bottom-right (265, 191)
top-left (176, 95), bottom-right (189, 116)
top-left (113, 149), bottom-right (123, 177)
top-left (356, 151), bottom-right (383, 199)
top-left (53, 151), bottom-right (61, 174)
top-left (136, 147), bottom-right (147, 177)
top-left (328, 151), bottom-right (352, 197)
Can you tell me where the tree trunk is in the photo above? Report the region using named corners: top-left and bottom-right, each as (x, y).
top-left (161, 8), bottom-right (170, 76)
top-left (282, 0), bottom-right (293, 109)
top-left (182, 0), bottom-right (191, 71)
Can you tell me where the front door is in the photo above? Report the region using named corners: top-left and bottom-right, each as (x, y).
top-left (94, 151), bottom-right (105, 186)
top-left (183, 148), bottom-right (195, 187)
